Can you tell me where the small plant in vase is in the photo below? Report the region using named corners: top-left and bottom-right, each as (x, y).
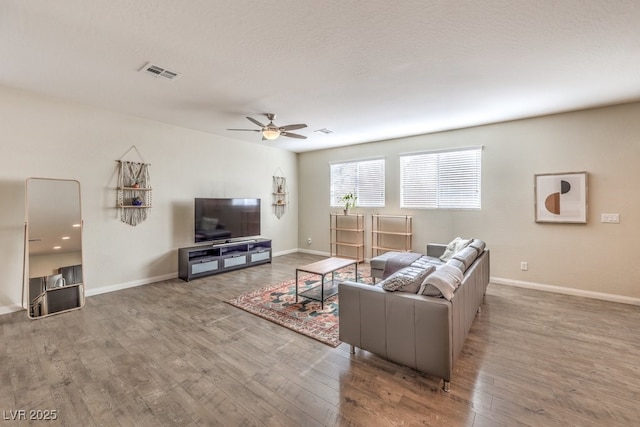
top-left (340, 192), bottom-right (357, 215)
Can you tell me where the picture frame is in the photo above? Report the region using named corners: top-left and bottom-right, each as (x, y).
top-left (534, 172), bottom-right (588, 223)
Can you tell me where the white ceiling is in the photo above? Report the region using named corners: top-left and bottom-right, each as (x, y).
top-left (2, 1), bottom-right (640, 153)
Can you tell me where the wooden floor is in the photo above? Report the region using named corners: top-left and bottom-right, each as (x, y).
top-left (2, 253), bottom-right (639, 426)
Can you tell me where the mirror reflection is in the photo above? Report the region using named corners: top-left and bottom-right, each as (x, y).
top-left (25, 178), bottom-right (84, 318)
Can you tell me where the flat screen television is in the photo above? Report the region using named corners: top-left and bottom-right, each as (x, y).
top-left (194, 198), bottom-right (261, 243)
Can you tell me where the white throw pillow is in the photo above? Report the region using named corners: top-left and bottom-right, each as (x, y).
top-left (439, 237), bottom-right (472, 262)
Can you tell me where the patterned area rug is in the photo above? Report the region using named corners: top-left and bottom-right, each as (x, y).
top-left (226, 265), bottom-right (372, 347)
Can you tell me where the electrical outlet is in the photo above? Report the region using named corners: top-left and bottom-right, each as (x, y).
top-left (520, 262), bottom-right (528, 271)
top-left (307, 237), bottom-right (312, 245)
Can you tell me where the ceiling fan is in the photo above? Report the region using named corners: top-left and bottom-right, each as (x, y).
top-left (227, 113), bottom-right (307, 140)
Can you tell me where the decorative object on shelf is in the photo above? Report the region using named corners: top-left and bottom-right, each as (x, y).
top-left (339, 192), bottom-right (357, 215)
top-left (272, 169), bottom-right (288, 219)
top-left (116, 145), bottom-right (152, 226)
top-left (534, 171), bottom-right (588, 223)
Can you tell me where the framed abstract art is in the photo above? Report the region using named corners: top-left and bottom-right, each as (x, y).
top-left (534, 172), bottom-right (588, 223)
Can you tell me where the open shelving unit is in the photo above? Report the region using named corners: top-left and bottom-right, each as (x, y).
top-left (371, 214), bottom-right (413, 257)
top-left (330, 213), bottom-right (365, 262)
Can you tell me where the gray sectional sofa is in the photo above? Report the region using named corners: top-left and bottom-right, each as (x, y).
top-left (338, 239), bottom-right (490, 391)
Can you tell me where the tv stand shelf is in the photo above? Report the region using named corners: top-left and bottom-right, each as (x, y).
top-left (178, 238), bottom-right (272, 281)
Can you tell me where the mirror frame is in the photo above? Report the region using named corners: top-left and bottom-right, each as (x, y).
top-left (22, 177), bottom-right (85, 319)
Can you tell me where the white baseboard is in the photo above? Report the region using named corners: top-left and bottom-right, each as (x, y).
top-left (297, 248), bottom-right (331, 257)
top-left (491, 276), bottom-right (640, 306)
top-left (272, 248), bottom-right (299, 257)
top-left (85, 272), bottom-right (177, 297)
top-left (0, 303), bottom-right (24, 315)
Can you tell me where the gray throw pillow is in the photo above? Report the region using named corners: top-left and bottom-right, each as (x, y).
top-left (452, 246), bottom-right (478, 271)
top-left (446, 258), bottom-right (466, 272)
top-left (380, 266), bottom-right (435, 293)
top-left (421, 283), bottom-right (444, 297)
top-left (468, 239), bottom-right (486, 255)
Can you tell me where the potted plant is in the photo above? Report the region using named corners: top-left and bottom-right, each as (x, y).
top-left (340, 192), bottom-right (358, 215)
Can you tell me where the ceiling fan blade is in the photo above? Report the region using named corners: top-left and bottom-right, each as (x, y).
top-left (246, 116), bottom-right (265, 128)
top-left (281, 132), bottom-right (307, 139)
top-left (280, 124), bottom-right (307, 131)
top-left (227, 128), bottom-right (261, 132)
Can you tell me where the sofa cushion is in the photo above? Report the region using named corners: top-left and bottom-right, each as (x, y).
top-left (380, 266), bottom-right (435, 293)
top-left (468, 239), bottom-right (486, 255)
top-left (411, 255), bottom-right (443, 270)
top-left (452, 246), bottom-right (478, 272)
top-left (418, 264), bottom-right (464, 300)
top-left (370, 251), bottom-right (399, 271)
top-left (439, 237), bottom-right (472, 262)
top-left (445, 258), bottom-right (466, 272)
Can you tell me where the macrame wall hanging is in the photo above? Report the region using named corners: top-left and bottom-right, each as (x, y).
top-left (272, 171), bottom-right (288, 219)
top-left (116, 146), bottom-right (152, 226)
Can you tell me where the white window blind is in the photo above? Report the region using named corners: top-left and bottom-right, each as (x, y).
top-left (400, 146), bottom-right (481, 209)
top-left (330, 158), bottom-right (385, 207)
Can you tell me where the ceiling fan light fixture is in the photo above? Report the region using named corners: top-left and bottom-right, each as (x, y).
top-left (262, 128), bottom-right (280, 140)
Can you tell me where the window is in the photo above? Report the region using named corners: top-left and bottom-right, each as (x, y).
top-left (400, 146), bottom-right (481, 209)
top-left (330, 158), bottom-right (385, 207)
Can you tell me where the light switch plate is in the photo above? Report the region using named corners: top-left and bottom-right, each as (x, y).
top-left (601, 213), bottom-right (620, 223)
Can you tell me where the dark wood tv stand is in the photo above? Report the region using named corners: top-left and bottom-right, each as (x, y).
top-left (178, 238), bottom-right (272, 281)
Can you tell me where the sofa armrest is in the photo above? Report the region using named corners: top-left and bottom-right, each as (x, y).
top-left (426, 243), bottom-right (447, 258)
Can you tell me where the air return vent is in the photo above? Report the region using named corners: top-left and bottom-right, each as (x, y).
top-left (314, 128), bottom-right (334, 134)
top-left (140, 62), bottom-right (181, 80)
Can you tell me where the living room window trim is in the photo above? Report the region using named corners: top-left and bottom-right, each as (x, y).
top-left (330, 156), bottom-right (385, 208)
top-left (399, 145), bottom-right (482, 210)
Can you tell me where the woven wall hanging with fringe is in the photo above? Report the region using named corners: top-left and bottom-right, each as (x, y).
top-left (116, 146), bottom-right (152, 226)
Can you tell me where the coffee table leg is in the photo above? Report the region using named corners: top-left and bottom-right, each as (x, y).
top-left (321, 273), bottom-right (326, 309)
top-left (295, 269), bottom-right (299, 303)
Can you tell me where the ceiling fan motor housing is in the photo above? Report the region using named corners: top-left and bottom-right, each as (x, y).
top-left (227, 113), bottom-right (308, 140)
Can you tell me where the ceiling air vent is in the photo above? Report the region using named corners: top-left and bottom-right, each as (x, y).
top-left (140, 62), bottom-right (181, 81)
top-left (314, 128), bottom-right (334, 134)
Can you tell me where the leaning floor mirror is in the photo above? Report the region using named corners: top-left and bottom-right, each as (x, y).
top-left (23, 178), bottom-right (85, 318)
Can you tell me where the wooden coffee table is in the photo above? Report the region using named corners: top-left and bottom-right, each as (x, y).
top-left (295, 257), bottom-right (358, 309)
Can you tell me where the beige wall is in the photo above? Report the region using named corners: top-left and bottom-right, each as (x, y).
top-left (298, 102), bottom-right (640, 300)
top-left (0, 85), bottom-right (299, 312)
